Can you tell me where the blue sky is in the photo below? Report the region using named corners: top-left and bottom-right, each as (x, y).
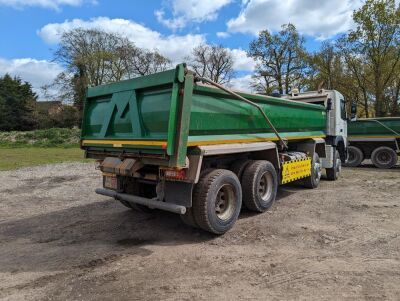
top-left (0, 0), bottom-right (363, 97)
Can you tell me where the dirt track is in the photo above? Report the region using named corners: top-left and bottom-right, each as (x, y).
top-left (0, 162), bottom-right (399, 300)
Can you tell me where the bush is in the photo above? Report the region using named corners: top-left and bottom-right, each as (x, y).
top-left (0, 128), bottom-right (80, 148)
top-left (36, 105), bottom-right (80, 129)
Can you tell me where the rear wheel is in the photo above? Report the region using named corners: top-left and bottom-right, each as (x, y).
top-left (326, 150), bottom-right (341, 181)
top-left (345, 146), bottom-right (364, 167)
top-left (371, 146), bottom-right (398, 169)
top-left (180, 207), bottom-right (199, 229)
top-left (241, 160), bottom-right (278, 212)
top-left (192, 169), bottom-right (242, 234)
top-left (303, 153), bottom-right (322, 189)
top-left (230, 159), bottom-right (252, 181)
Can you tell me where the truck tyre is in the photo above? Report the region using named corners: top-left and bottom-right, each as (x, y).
top-left (371, 146), bottom-right (398, 169)
top-left (303, 153), bottom-right (322, 189)
top-left (326, 150), bottom-right (341, 181)
top-left (241, 160), bottom-right (278, 212)
top-left (181, 168), bottom-right (215, 229)
top-left (180, 207), bottom-right (199, 228)
top-left (345, 146), bottom-right (364, 167)
top-left (192, 169), bottom-right (242, 234)
top-left (230, 159), bottom-right (252, 181)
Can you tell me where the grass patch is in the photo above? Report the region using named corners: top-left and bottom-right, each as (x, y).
top-left (0, 128), bottom-right (80, 148)
top-left (0, 148), bottom-right (91, 171)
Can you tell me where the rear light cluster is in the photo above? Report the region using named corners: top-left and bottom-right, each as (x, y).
top-left (160, 168), bottom-right (186, 180)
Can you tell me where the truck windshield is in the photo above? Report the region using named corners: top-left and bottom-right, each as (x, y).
top-left (340, 99), bottom-right (347, 120)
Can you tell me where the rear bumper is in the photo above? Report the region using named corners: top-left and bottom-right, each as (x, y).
top-left (95, 188), bottom-right (186, 215)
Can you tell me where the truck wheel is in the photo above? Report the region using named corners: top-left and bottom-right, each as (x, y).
top-left (241, 160), bottom-right (278, 212)
top-left (371, 146), bottom-right (398, 169)
top-left (180, 207), bottom-right (199, 229)
top-left (230, 159), bottom-right (252, 181)
top-left (345, 146), bottom-right (364, 167)
top-left (326, 150), bottom-right (341, 181)
top-left (303, 153), bottom-right (322, 189)
top-left (192, 169), bottom-right (242, 234)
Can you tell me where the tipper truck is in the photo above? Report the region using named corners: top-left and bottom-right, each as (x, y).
top-left (346, 118), bottom-right (400, 169)
top-left (81, 64), bottom-right (347, 234)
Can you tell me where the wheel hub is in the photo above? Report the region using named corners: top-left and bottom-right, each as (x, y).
top-left (378, 152), bottom-right (389, 162)
top-left (258, 171), bottom-right (273, 201)
top-left (314, 161), bottom-right (322, 180)
top-left (336, 158), bottom-right (342, 174)
top-left (215, 184), bottom-right (235, 221)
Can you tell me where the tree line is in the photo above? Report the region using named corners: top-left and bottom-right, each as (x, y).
top-left (248, 0), bottom-right (400, 117)
top-left (1, 0), bottom-right (398, 131)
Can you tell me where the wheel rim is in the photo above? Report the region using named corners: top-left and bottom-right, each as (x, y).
top-left (258, 171), bottom-right (273, 201)
top-left (377, 151), bottom-right (390, 164)
top-left (215, 184), bottom-right (236, 221)
top-left (336, 157), bottom-right (342, 174)
top-left (314, 159), bottom-right (322, 181)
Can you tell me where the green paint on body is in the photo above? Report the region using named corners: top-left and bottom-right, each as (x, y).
top-left (349, 118), bottom-right (400, 138)
top-left (81, 64), bottom-right (327, 167)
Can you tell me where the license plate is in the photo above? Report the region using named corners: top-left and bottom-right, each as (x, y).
top-left (104, 175), bottom-right (118, 190)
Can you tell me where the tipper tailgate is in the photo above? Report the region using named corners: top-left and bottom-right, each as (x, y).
top-left (81, 64), bottom-right (191, 166)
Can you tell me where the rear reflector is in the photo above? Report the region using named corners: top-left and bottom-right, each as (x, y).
top-left (160, 168), bottom-right (186, 180)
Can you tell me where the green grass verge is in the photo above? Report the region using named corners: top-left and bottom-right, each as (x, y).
top-left (0, 128), bottom-right (80, 148)
top-left (0, 148), bottom-right (91, 171)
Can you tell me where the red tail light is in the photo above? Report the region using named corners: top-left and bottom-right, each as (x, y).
top-left (160, 168), bottom-right (186, 180)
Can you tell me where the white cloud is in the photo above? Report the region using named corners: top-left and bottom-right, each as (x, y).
top-left (229, 48), bottom-right (255, 72)
top-left (156, 0), bottom-right (232, 30)
top-left (227, 0), bottom-right (363, 39)
top-left (230, 74), bottom-right (254, 92)
top-left (0, 0), bottom-right (96, 10)
top-left (0, 58), bottom-right (63, 97)
top-left (38, 17), bottom-right (206, 64)
top-left (216, 32), bottom-right (230, 38)
top-left (34, 16), bottom-right (255, 98)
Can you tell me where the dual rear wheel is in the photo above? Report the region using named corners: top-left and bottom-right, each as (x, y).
top-left (181, 160), bottom-right (279, 234)
top-left (371, 147), bottom-right (398, 169)
top-left (345, 145), bottom-right (398, 169)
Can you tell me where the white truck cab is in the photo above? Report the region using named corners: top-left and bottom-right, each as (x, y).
top-left (282, 89), bottom-right (348, 180)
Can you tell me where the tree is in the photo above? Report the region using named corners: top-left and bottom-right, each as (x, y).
top-left (335, 37), bottom-right (374, 117)
top-left (187, 44), bottom-right (235, 84)
top-left (248, 24), bottom-right (307, 94)
top-left (0, 74), bottom-right (37, 131)
top-left (51, 28), bottom-right (171, 118)
top-left (127, 49), bottom-right (171, 77)
top-left (307, 42), bottom-right (341, 90)
top-left (346, 0), bottom-right (400, 116)
top-left (36, 102), bottom-right (79, 129)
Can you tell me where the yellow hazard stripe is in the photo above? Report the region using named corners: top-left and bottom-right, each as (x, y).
top-left (281, 157), bottom-right (312, 184)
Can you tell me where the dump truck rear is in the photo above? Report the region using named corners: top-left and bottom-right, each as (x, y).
top-left (81, 64), bottom-right (347, 234)
top-left (346, 118), bottom-right (400, 168)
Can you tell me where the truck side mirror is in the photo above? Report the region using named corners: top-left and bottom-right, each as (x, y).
top-left (350, 103), bottom-right (357, 120)
top-left (326, 98), bottom-right (333, 111)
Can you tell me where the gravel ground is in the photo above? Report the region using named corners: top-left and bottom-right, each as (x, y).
top-left (0, 162), bottom-right (399, 300)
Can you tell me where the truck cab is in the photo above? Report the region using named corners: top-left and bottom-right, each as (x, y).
top-left (282, 89), bottom-right (348, 180)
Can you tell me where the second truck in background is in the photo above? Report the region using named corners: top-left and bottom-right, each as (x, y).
top-left (346, 118), bottom-right (400, 169)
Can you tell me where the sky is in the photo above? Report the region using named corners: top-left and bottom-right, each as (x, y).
top-left (0, 0), bottom-right (365, 98)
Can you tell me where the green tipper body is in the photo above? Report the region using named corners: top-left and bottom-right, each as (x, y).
top-left (81, 64), bottom-right (326, 167)
top-left (348, 118), bottom-right (400, 139)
